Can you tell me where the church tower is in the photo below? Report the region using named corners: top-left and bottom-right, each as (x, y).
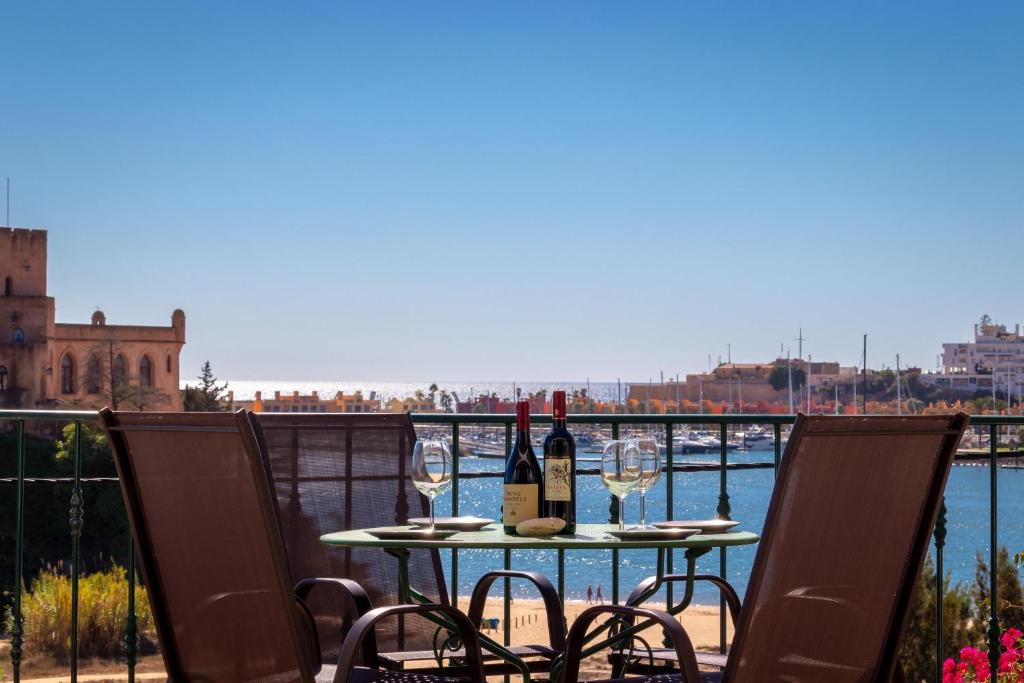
top-left (0, 229), bottom-right (56, 407)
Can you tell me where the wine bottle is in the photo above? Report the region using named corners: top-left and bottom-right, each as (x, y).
top-left (543, 390), bottom-right (576, 533)
top-left (503, 400), bottom-right (543, 534)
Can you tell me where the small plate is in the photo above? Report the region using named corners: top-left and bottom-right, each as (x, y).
top-left (365, 527), bottom-right (459, 541)
top-left (408, 516), bottom-right (494, 531)
top-left (653, 519), bottom-right (740, 533)
top-left (606, 528), bottom-right (700, 541)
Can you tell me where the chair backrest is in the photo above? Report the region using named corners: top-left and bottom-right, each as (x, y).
top-left (252, 412), bottom-right (448, 655)
top-left (725, 413), bottom-right (968, 683)
top-left (100, 409), bottom-right (318, 683)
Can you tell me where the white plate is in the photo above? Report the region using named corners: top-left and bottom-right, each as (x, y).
top-left (365, 527), bottom-right (459, 540)
top-left (408, 516), bottom-right (494, 531)
top-left (653, 519), bottom-right (740, 533)
top-left (606, 527), bottom-right (700, 541)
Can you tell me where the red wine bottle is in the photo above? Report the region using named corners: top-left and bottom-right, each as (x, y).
top-left (503, 400), bottom-right (543, 534)
top-left (543, 390), bottom-right (576, 533)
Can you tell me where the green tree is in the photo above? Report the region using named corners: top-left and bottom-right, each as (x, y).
top-left (182, 361), bottom-right (228, 411)
top-left (900, 555), bottom-right (973, 682)
top-left (970, 547), bottom-right (1024, 643)
top-left (767, 365), bottom-right (805, 391)
top-left (439, 390), bottom-right (454, 413)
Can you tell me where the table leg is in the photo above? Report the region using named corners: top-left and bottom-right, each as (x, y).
top-left (384, 547), bottom-right (534, 681)
top-left (664, 547), bottom-right (708, 616)
top-left (554, 546), bottom-right (710, 679)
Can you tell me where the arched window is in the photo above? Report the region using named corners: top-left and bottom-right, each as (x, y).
top-left (166, 354), bottom-right (172, 373)
top-left (139, 355), bottom-right (152, 387)
top-left (60, 354), bottom-right (76, 394)
top-left (113, 354), bottom-right (127, 388)
top-left (86, 355), bottom-right (102, 394)
top-left (12, 328), bottom-right (24, 343)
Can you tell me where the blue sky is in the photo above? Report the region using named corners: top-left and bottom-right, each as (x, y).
top-left (2, 2), bottom-right (1022, 382)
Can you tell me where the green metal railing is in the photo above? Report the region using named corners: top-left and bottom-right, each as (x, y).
top-left (1, 410), bottom-right (1019, 681)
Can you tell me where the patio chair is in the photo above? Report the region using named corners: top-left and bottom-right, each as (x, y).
top-left (100, 409), bottom-right (485, 683)
top-left (252, 412), bottom-right (565, 675)
top-left (563, 412), bottom-right (968, 682)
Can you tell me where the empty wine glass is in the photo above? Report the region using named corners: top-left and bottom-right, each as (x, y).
top-left (412, 439), bottom-right (453, 532)
top-left (630, 437), bottom-right (662, 530)
top-left (601, 440), bottom-right (641, 531)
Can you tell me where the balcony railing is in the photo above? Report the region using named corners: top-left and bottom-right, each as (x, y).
top-left (1, 410), bottom-right (1020, 682)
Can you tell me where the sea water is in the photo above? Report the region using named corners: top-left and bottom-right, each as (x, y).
top-left (433, 452), bottom-right (1024, 605)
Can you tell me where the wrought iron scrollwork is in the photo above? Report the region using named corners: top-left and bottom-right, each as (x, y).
top-left (431, 625), bottom-right (464, 672)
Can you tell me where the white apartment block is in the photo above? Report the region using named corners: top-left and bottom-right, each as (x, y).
top-left (923, 322), bottom-right (1024, 397)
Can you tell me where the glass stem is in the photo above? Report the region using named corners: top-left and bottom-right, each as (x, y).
top-left (618, 497), bottom-right (625, 531)
top-left (640, 492), bottom-right (647, 526)
top-left (429, 495), bottom-right (436, 532)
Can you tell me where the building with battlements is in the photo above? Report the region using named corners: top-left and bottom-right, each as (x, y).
top-left (0, 228), bottom-right (185, 410)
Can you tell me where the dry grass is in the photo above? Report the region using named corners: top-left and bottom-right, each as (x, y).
top-left (4, 564), bottom-right (155, 665)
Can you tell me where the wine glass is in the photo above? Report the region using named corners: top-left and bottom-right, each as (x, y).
top-left (601, 440), bottom-right (641, 531)
top-left (411, 439), bottom-right (453, 532)
top-left (630, 437), bottom-right (662, 530)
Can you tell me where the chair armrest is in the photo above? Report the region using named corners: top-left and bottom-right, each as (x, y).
top-left (627, 573), bottom-right (742, 625)
top-left (333, 604), bottom-right (485, 683)
top-left (560, 604), bottom-right (700, 683)
top-left (294, 578), bottom-right (375, 662)
top-left (468, 570), bottom-right (566, 651)
top-left (294, 577), bottom-right (373, 616)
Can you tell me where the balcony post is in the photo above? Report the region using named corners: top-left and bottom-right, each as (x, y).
top-left (665, 422), bottom-right (674, 610)
top-left (125, 537), bottom-right (138, 681)
top-left (988, 424), bottom-right (999, 675)
top-left (451, 421), bottom-right (459, 605)
top-left (611, 421), bottom-right (620, 605)
top-left (70, 420), bottom-right (84, 682)
top-left (11, 420), bottom-right (26, 683)
top-left (934, 498), bottom-right (946, 683)
top-left (717, 422), bottom-right (730, 654)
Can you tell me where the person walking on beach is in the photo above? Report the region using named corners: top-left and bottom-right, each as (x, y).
top-left (586, 584), bottom-right (593, 604)
top-left (596, 584), bottom-right (604, 604)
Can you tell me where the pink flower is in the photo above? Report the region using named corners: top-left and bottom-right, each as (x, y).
top-left (1003, 628), bottom-right (1024, 650)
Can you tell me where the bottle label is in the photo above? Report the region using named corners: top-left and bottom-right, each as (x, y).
top-left (503, 483), bottom-right (539, 525)
top-left (544, 458), bottom-right (572, 501)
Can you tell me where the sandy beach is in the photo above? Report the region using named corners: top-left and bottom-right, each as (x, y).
top-left (463, 597), bottom-right (730, 680)
top-left (7, 599), bottom-right (730, 682)
top-left (7, 598), bottom-right (728, 682)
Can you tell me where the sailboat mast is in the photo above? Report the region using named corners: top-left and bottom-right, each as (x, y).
top-left (852, 366), bottom-right (857, 415)
top-left (862, 334), bottom-right (868, 414)
top-left (807, 354), bottom-right (812, 413)
top-left (896, 354), bottom-right (902, 415)
top-left (787, 350), bottom-right (794, 414)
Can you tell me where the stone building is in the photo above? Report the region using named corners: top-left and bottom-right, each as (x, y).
top-left (0, 228), bottom-right (185, 410)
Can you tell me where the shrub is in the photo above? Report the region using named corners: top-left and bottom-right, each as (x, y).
top-left (971, 548), bottom-right (1024, 644)
top-left (903, 555), bottom-right (975, 682)
top-left (1, 425), bottom-right (132, 620)
top-left (4, 563), bottom-right (154, 663)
